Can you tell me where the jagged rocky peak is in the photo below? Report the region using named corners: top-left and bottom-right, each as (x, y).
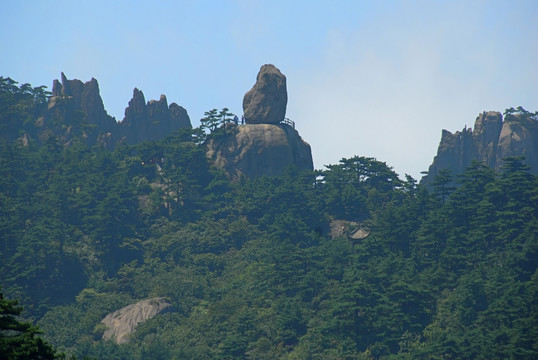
top-left (46, 73), bottom-right (116, 143)
top-left (120, 88), bottom-right (191, 144)
top-left (42, 73), bottom-right (192, 147)
top-left (169, 102), bottom-right (190, 128)
top-left (51, 72), bottom-right (84, 106)
top-left (147, 94), bottom-right (169, 119)
top-left (52, 73), bottom-right (103, 112)
top-left (422, 109), bottom-right (538, 183)
top-left (243, 64), bottom-right (287, 124)
top-left (207, 64), bottom-right (312, 180)
top-left (123, 88), bottom-right (148, 127)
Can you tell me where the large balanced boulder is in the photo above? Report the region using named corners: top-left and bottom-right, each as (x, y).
top-left (243, 64), bottom-right (287, 124)
top-left (101, 297), bottom-right (172, 344)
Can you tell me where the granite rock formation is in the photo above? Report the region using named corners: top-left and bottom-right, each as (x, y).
top-left (101, 297), bottom-right (172, 344)
top-left (243, 64), bottom-right (287, 124)
top-left (38, 74), bottom-right (191, 147)
top-left (119, 89), bottom-right (191, 144)
top-left (208, 64), bottom-right (312, 179)
top-left (496, 114), bottom-right (537, 168)
top-left (47, 73), bottom-right (117, 144)
top-left (206, 123), bottom-right (313, 180)
top-left (422, 110), bottom-right (538, 183)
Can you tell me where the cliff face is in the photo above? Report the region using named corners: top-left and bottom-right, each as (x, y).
top-left (206, 123), bottom-right (313, 180)
top-left (423, 111), bottom-right (538, 183)
top-left (36, 73), bottom-right (191, 148)
top-left (496, 115), bottom-right (538, 168)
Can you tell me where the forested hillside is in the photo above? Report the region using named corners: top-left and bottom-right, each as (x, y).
top-left (1, 77), bottom-right (537, 359)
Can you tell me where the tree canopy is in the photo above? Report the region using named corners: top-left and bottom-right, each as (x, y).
top-left (1, 77), bottom-right (537, 359)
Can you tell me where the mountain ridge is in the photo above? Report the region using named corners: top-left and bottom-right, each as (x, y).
top-left (422, 108), bottom-right (538, 183)
top-left (5, 73), bottom-right (192, 149)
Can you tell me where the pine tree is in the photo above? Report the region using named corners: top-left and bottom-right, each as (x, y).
top-left (0, 289), bottom-right (63, 359)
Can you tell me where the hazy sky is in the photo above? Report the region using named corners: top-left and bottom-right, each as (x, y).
top-left (2, 0), bottom-right (537, 179)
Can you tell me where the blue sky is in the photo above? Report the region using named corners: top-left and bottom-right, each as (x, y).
top-left (2, 0), bottom-right (537, 178)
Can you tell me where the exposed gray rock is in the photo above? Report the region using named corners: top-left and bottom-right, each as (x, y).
top-left (45, 73), bottom-right (117, 145)
top-left (169, 102), bottom-right (191, 130)
top-left (496, 114), bottom-right (538, 170)
top-left (120, 88), bottom-right (149, 144)
top-left (206, 123), bottom-right (313, 180)
top-left (9, 73), bottom-right (192, 148)
top-left (243, 64), bottom-right (287, 124)
top-left (59, 72), bottom-right (84, 107)
top-left (422, 110), bottom-right (538, 183)
top-left (119, 89), bottom-right (192, 144)
top-left (101, 297), bottom-right (172, 344)
top-left (472, 111), bottom-right (503, 168)
top-left (81, 77), bottom-right (115, 133)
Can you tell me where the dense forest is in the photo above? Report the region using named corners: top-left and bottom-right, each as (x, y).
top-left (1, 77), bottom-right (538, 359)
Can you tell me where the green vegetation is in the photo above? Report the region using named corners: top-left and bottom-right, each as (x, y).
top-left (200, 108), bottom-right (237, 134)
top-left (0, 288), bottom-right (64, 359)
top-left (1, 78), bottom-right (537, 359)
top-left (0, 76), bottom-right (51, 141)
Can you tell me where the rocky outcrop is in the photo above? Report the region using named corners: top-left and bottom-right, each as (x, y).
top-left (119, 89), bottom-right (192, 144)
top-left (472, 111), bottom-right (503, 168)
top-left (206, 123), bottom-right (313, 180)
top-left (243, 64), bottom-right (287, 124)
top-left (422, 110), bottom-right (538, 183)
top-left (101, 297), bottom-right (172, 344)
top-left (496, 114), bottom-right (538, 168)
top-left (34, 74), bottom-right (191, 148)
top-left (45, 73), bottom-right (117, 145)
top-left (81, 77), bottom-right (116, 133)
top-left (209, 64), bottom-right (312, 179)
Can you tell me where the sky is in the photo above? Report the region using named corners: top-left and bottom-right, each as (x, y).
top-left (2, 0), bottom-right (537, 179)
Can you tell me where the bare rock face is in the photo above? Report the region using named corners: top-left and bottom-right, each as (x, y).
top-left (119, 89), bottom-right (192, 144)
top-left (169, 103), bottom-right (191, 129)
top-left (81, 77), bottom-right (115, 133)
top-left (45, 73), bottom-right (117, 145)
top-left (422, 110), bottom-right (538, 183)
top-left (472, 111), bottom-right (503, 168)
top-left (119, 88), bottom-right (149, 144)
top-left (54, 73), bottom-right (84, 107)
top-left (424, 128), bottom-right (474, 183)
top-left (206, 123), bottom-right (313, 180)
top-left (101, 297), bottom-right (172, 344)
top-left (496, 114), bottom-right (538, 169)
top-left (243, 64), bottom-right (287, 124)
top-left (33, 73), bottom-right (192, 148)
